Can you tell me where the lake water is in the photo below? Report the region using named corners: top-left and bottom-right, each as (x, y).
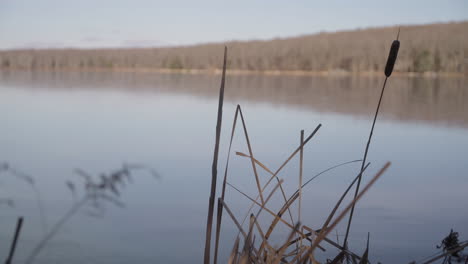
top-left (0, 71), bottom-right (467, 263)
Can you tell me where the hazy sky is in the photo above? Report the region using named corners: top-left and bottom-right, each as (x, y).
top-left (0, 0), bottom-right (467, 50)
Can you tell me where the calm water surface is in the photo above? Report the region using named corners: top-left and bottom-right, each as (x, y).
top-left (0, 71), bottom-right (467, 263)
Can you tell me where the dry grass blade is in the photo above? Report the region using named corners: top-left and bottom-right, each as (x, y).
top-left (256, 158), bottom-right (367, 255)
top-left (302, 225), bottom-right (363, 260)
top-left (245, 215), bottom-right (267, 264)
top-left (215, 105), bottom-right (241, 264)
top-left (230, 177), bottom-right (284, 231)
top-left (227, 181), bottom-right (325, 254)
top-left (238, 107), bottom-right (265, 205)
top-left (288, 245), bottom-right (310, 263)
top-left (226, 181), bottom-right (303, 238)
top-left (263, 124), bottom-right (322, 193)
top-left (283, 231), bottom-right (313, 249)
top-left (228, 237), bottom-right (240, 264)
top-left (262, 192), bottom-right (300, 252)
top-left (219, 198), bottom-right (261, 262)
top-left (236, 124), bottom-right (322, 227)
top-left (251, 214), bottom-right (276, 255)
top-left (248, 158), bottom-right (362, 247)
top-left (300, 162), bottom-right (390, 263)
top-left (358, 233), bottom-right (370, 264)
top-left (284, 247), bottom-right (300, 258)
top-left (239, 252), bottom-right (249, 264)
top-left (218, 198), bottom-right (248, 239)
top-left (204, 46), bottom-right (227, 264)
top-left (300, 160), bottom-right (362, 190)
top-left (330, 251), bottom-right (346, 264)
top-left (235, 151), bottom-right (295, 228)
top-left (233, 124), bottom-right (322, 241)
top-left (272, 223), bottom-right (301, 264)
top-left (320, 163), bottom-right (370, 233)
top-left (237, 174), bottom-right (287, 242)
top-left (215, 104), bottom-right (295, 264)
top-left (243, 213), bottom-right (255, 256)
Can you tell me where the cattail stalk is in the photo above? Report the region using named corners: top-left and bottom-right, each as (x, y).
top-left (298, 130), bottom-right (304, 248)
top-left (342, 28), bottom-right (400, 248)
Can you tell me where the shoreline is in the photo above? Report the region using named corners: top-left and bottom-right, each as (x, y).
top-left (0, 67), bottom-right (466, 78)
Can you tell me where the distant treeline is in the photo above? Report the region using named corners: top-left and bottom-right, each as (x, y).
top-left (1, 22), bottom-right (467, 73)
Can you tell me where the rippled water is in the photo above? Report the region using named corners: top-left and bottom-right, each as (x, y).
top-left (0, 71), bottom-right (467, 263)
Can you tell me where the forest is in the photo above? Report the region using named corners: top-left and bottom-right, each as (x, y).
top-left (0, 21), bottom-right (467, 74)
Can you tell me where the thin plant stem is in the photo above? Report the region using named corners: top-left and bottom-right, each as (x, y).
top-left (300, 162), bottom-right (390, 263)
top-left (343, 76), bottom-right (388, 247)
top-left (24, 197), bottom-right (89, 264)
top-left (204, 46), bottom-right (227, 264)
top-left (298, 130), bottom-right (304, 250)
top-left (214, 105), bottom-right (240, 264)
top-left (5, 217), bottom-right (24, 264)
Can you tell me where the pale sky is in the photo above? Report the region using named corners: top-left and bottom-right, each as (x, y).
top-left (0, 0), bottom-right (467, 50)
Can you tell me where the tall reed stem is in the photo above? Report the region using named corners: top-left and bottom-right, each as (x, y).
top-left (204, 46), bottom-right (227, 264)
top-left (298, 130), bottom-right (304, 248)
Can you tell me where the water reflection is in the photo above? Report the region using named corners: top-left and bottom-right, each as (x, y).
top-left (1, 71), bottom-right (467, 127)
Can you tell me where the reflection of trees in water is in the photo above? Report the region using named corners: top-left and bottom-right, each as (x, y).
top-left (1, 71), bottom-right (467, 127)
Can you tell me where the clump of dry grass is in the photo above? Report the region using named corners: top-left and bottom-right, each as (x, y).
top-left (204, 29), bottom-right (403, 264)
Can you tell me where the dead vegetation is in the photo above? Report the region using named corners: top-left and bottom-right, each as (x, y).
top-left (201, 29), bottom-right (467, 264)
top-left (0, 163), bottom-right (158, 264)
top-left (203, 31), bottom-right (401, 264)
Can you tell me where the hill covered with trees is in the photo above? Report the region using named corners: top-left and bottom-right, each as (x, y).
top-left (0, 21), bottom-right (467, 74)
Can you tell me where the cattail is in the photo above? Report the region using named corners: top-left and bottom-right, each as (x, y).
top-left (384, 39), bottom-right (400, 77)
top-left (343, 28), bottom-right (401, 250)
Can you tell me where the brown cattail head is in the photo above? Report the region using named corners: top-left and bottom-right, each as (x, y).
top-left (384, 40), bottom-right (400, 77)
